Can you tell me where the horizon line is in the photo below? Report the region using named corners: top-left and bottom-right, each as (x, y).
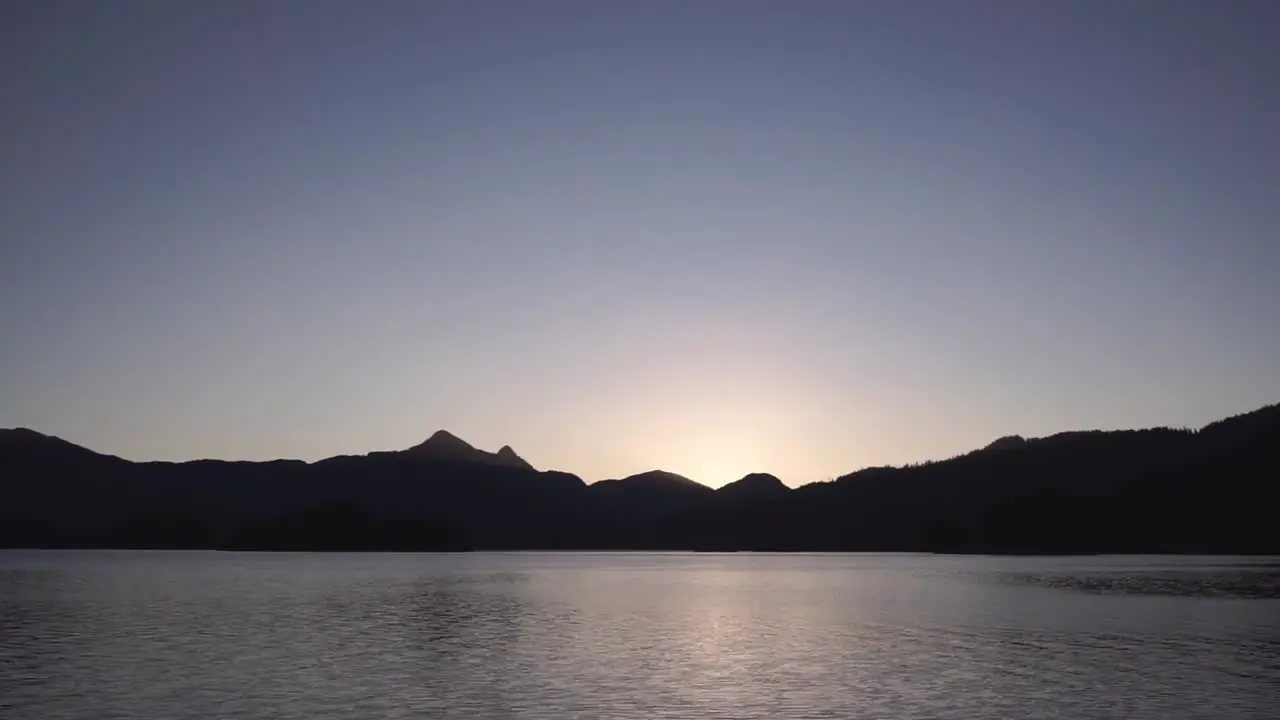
top-left (4, 399), bottom-right (1274, 489)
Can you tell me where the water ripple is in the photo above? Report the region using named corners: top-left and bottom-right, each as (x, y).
top-left (1, 551), bottom-right (1276, 719)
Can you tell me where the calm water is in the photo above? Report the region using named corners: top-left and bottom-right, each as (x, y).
top-left (1, 552), bottom-right (1277, 719)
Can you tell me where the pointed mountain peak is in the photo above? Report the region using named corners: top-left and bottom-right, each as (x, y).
top-left (406, 429), bottom-right (475, 456)
top-left (425, 429), bottom-right (472, 447)
top-left (495, 445), bottom-right (535, 470)
top-left (402, 431), bottom-right (536, 471)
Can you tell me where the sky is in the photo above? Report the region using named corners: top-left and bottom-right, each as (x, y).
top-left (2, 1), bottom-right (1277, 487)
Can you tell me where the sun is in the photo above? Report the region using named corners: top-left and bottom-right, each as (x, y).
top-left (680, 436), bottom-right (765, 489)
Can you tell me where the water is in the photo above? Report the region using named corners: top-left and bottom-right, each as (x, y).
top-left (1, 552), bottom-right (1277, 719)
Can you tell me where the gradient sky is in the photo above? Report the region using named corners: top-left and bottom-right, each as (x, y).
top-left (2, 1), bottom-right (1277, 487)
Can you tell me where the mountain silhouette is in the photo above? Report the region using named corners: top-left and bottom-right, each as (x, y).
top-left (495, 445), bottom-right (534, 470)
top-left (0, 427), bottom-right (119, 460)
top-left (1, 404), bottom-right (1277, 553)
top-left (404, 430), bottom-right (534, 470)
top-left (592, 470), bottom-right (710, 493)
top-left (981, 435), bottom-right (1027, 453)
top-left (717, 472), bottom-right (788, 499)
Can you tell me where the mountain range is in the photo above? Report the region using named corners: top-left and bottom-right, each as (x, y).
top-left (2, 403), bottom-right (1277, 553)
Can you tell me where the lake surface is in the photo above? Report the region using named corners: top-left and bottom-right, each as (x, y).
top-left (1, 552), bottom-right (1277, 719)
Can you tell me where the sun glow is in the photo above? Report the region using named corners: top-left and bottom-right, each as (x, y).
top-left (680, 436), bottom-right (766, 489)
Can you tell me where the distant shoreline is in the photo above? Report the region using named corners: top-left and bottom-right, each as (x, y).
top-left (4, 402), bottom-right (1277, 556)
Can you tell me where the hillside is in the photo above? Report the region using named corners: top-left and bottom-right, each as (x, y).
top-left (1, 404), bottom-right (1277, 553)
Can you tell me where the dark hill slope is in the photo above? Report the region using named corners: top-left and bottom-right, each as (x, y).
top-left (1, 404), bottom-right (1276, 552)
